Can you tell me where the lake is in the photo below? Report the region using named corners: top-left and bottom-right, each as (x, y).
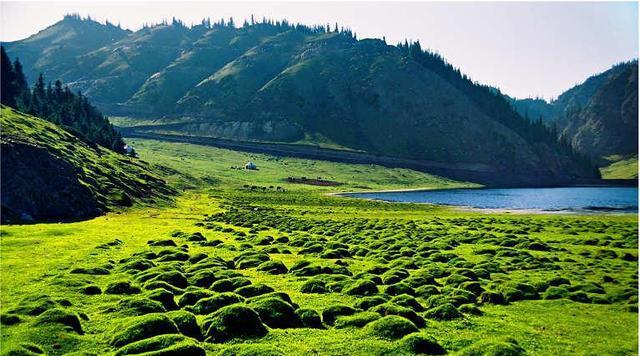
top-left (344, 186), bottom-right (638, 212)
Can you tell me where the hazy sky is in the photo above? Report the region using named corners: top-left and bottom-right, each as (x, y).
top-left (1, 1), bottom-right (637, 99)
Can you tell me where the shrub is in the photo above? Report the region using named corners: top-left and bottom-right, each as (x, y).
top-left (202, 305), bottom-right (268, 342)
top-left (364, 315), bottom-right (418, 340)
top-left (110, 314), bottom-right (178, 347)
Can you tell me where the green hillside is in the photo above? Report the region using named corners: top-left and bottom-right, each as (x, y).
top-left (600, 155), bottom-right (638, 179)
top-left (0, 105), bottom-right (174, 223)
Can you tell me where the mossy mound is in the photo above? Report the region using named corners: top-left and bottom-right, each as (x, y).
top-left (178, 289), bottom-right (214, 308)
top-left (334, 311), bottom-right (381, 329)
top-left (478, 291), bottom-right (507, 305)
top-left (211, 277), bottom-right (252, 292)
top-left (235, 284), bottom-right (275, 298)
top-left (1, 313), bottom-right (22, 325)
top-left (458, 303), bottom-right (483, 316)
top-left (110, 314), bottom-right (179, 347)
top-left (543, 286), bottom-right (570, 300)
top-left (217, 344), bottom-right (285, 356)
top-left (425, 303), bottom-right (463, 320)
top-left (458, 338), bottom-right (525, 356)
top-left (33, 308), bottom-right (83, 334)
top-left (191, 293), bottom-right (245, 315)
top-left (114, 334), bottom-right (205, 356)
top-left (353, 295), bottom-right (388, 310)
top-left (82, 285), bottom-right (102, 295)
top-left (385, 282), bottom-right (415, 296)
top-left (343, 279), bottom-right (378, 296)
top-left (370, 303), bottom-right (425, 328)
top-left (2, 343), bottom-right (45, 356)
top-left (11, 295), bottom-right (58, 316)
top-left (105, 281), bottom-right (141, 295)
top-left (295, 308), bottom-right (323, 328)
top-left (203, 305), bottom-right (268, 342)
top-left (364, 315), bottom-right (418, 340)
top-left (256, 260), bottom-right (288, 274)
top-left (321, 305), bottom-right (358, 325)
top-left (147, 288), bottom-right (178, 310)
top-left (249, 297), bottom-right (301, 328)
top-left (390, 294), bottom-right (424, 312)
top-left (149, 271), bottom-right (189, 289)
top-left (300, 279), bottom-right (328, 294)
top-left (70, 266), bottom-right (111, 275)
top-left (399, 333), bottom-right (446, 355)
top-left (166, 310), bottom-right (202, 340)
top-left (118, 297), bottom-right (166, 316)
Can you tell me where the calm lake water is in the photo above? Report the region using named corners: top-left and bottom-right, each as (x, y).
top-left (345, 187), bottom-right (638, 212)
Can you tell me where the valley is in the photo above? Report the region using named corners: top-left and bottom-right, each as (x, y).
top-left (1, 139), bottom-right (637, 355)
top-left (1, 8), bottom-right (637, 356)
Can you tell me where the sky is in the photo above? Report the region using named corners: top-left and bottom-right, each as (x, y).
top-left (0, 1), bottom-right (637, 99)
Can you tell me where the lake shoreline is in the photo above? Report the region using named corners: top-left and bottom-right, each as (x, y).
top-left (335, 186), bottom-right (638, 215)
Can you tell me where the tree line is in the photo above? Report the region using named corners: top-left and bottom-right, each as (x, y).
top-left (1, 46), bottom-right (125, 152)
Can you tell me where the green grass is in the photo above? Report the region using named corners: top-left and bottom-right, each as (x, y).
top-left (600, 154), bottom-right (638, 179)
top-left (1, 139), bottom-right (637, 355)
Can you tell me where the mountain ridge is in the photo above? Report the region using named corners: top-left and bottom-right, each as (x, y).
top-left (3, 16), bottom-right (600, 185)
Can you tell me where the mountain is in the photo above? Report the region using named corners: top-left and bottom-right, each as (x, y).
top-left (3, 14), bottom-right (129, 85)
top-left (0, 105), bottom-right (174, 223)
top-left (510, 61), bottom-right (638, 167)
top-left (4, 17), bottom-right (600, 185)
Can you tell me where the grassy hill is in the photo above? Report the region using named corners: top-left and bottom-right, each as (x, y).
top-left (0, 105), bottom-right (174, 223)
